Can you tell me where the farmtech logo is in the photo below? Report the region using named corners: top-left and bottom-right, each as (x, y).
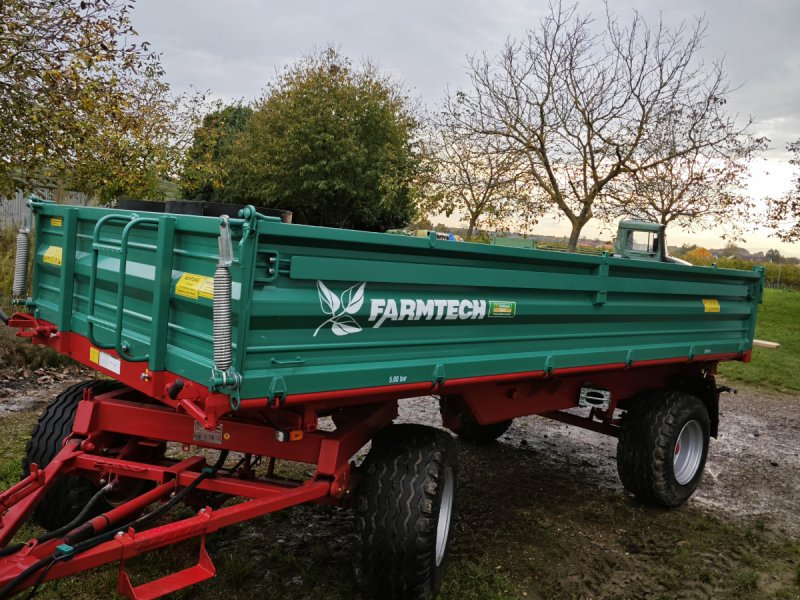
top-left (314, 281), bottom-right (511, 337)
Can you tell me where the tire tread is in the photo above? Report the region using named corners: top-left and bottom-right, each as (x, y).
top-left (354, 424), bottom-right (457, 600)
top-left (22, 380), bottom-right (121, 531)
top-left (617, 390), bottom-right (709, 507)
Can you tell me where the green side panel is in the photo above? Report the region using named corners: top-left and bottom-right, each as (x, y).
top-left (28, 202), bottom-right (763, 401)
top-left (491, 237), bottom-right (536, 249)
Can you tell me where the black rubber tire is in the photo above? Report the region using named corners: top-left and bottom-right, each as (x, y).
top-left (616, 390), bottom-right (710, 508)
top-left (355, 424), bottom-right (458, 600)
top-left (22, 380), bottom-right (122, 531)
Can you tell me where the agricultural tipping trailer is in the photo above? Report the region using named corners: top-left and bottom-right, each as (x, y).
top-left (0, 198), bottom-right (763, 599)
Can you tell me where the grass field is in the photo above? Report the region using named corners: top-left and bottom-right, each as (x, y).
top-left (720, 288), bottom-right (800, 391)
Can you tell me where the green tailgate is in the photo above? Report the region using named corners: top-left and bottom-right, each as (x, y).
top-left (26, 201), bottom-right (764, 401)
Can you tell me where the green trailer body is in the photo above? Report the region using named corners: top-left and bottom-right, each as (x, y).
top-left (0, 198), bottom-right (765, 600)
top-left (27, 199), bottom-right (762, 405)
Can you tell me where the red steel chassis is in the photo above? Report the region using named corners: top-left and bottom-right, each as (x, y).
top-left (0, 316), bottom-right (745, 598)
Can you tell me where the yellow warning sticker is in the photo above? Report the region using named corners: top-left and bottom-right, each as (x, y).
top-left (175, 273), bottom-right (214, 300)
top-left (89, 347), bottom-right (100, 364)
top-left (43, 246), bottom-right (62, 266)
top-left (702, 298), bottom-right (720, 313)
top-left (50, 217), bottom-right (63, 227)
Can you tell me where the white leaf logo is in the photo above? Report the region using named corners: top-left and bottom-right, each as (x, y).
top-left (331, 316), bottom-right (362, 336)
top-left (317, 281), bottom-right (341, 315)
top-left (313, 281), bottom-right (367, 337)
top-left (341, 282), bottom-right (365, 315)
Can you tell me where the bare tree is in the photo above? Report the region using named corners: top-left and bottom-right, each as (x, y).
top-left (421, 111), bottom-right (543, 240)
top-left (601, 113), bottom-right (767, 239)
top-left (451, 2), bottom-right (755, 250)
top-left (768, 140), bottom-right (800, 241)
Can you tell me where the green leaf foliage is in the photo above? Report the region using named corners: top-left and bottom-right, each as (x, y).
top-left (220, 48), bottom-right (420, 231)
top-left (181, 105), bottom-right (254, 201)
top-left (0, 0), bottom-right (206, 202)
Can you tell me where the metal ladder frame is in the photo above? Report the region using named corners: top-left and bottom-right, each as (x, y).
top-left (87, 214), bottom-right (176, 371)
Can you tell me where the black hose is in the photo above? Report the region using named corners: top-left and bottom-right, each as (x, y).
top-left (0, 452), bottom-right (228, 599)
top-left (0, 310), bottom-right (9, 326)
top-left (0, 558), bottom-right (52, 600)
top-left (0, 545), bottom-right (24, 560)
top-left (38, 484), bottom-right (112, 545)
top-left (23, 559), bottom-right (55, 600)
top-left (0, 484), bottom-right (112, 559)
top-left (68, 449), bottom-right (229, 553)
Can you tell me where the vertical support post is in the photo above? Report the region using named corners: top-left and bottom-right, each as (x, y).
top-left (232, 219), bottom-right (259, 377)
top-left (149, 217), bottom-right (177, 372)
top-left (57, 208), bottom-right (79, 332)
top-left (594, 253), bottom-right (609, 305)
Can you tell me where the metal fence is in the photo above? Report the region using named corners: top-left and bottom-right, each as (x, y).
top-left (0, 188), bottom-right (95, 229)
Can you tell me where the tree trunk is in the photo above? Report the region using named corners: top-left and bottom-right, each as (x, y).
top-left (466, 216), bottom-right (478, 241)
top-left (567, 221), bottom-right (583, 252)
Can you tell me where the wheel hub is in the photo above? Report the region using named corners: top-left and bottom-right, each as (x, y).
top-left (435, 466), bottom-right (455, 567)
top-left (673, 420), bottom-right (704, 485)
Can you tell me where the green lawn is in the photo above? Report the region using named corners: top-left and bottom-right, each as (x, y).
top-left (720, 287), bottom-right (800, 391)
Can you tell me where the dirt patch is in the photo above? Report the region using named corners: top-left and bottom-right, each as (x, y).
top-left (699, 384), bottom-right (800, 537)
top-left (396, 382), bottom-right (800, 598)
top-left (0, 366), bottom-right (87, 415)
top-left (424, 380), bottom-right (800, 598)
top-left (473, 380), bottom-right (800, 539)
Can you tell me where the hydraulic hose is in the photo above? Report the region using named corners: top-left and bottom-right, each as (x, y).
top-left (0, 484), bottom-right (112, 559)
top-left (0, 452), bottom-right (228, 599)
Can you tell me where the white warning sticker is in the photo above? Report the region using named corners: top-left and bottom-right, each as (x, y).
top-left (89, 347), bottom-right (121, 375)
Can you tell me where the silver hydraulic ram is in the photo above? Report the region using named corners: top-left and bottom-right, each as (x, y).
top-left (213, 216), bottom-right (234, 373)
top-left (12, 214), bottom-right (30, 299)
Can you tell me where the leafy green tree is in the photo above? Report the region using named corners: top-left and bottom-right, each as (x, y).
top-left (223, 48), bottom-right (420, 230)
top-left (180, 104), bottom-right (253, 200)
top-left (0, 0), bottom-right (166, 196)
top-left (66, 75), bottom-right (211, 202)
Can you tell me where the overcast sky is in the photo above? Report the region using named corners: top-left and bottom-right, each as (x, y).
top-left (131, 0), bottom-right (800, 254)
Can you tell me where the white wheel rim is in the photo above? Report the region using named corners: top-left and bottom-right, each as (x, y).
top-left (435, 466), bottom-right (455, 567)
top-left (673, 420), bottom-right (704, 485)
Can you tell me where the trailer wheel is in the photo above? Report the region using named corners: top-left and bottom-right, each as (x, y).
top-left (355, 424), bottom-right (457, 600)
top-left (616, 390), bottom-right (710, 508)
top-left (22, 380), bottom-right (123, 531)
